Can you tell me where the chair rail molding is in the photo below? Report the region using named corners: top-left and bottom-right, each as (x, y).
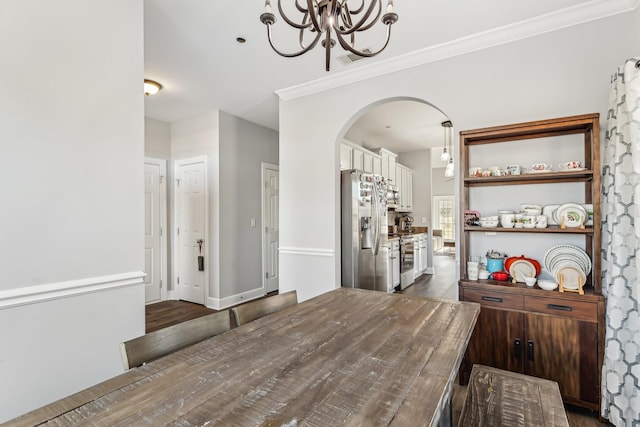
top-left (279, 247), bottom-right (335, 257)
top-left (0, 271), bottom-right (145, 310)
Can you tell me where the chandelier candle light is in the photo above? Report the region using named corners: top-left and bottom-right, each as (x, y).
top-left (260, 0), bottom-right (398, 71)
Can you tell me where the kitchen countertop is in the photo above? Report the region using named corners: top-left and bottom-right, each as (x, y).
top-left (388, 227), bottom-right (428, 239)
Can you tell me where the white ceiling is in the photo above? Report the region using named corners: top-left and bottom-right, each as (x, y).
top-left (143, 0), bottom-right (629, 153)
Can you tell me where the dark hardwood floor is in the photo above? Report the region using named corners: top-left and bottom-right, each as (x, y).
top-left (145, 253), bottom-right (609, 426)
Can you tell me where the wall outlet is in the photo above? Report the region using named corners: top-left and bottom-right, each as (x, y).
top-left (250, 218), bottom-right (256, 227)
top-left (421, 217), bottom-right (427, 224)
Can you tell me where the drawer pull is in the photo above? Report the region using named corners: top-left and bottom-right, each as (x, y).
top-left (547, 303), bottom-right (572, 312)
top-left (481, 296), bottom-right (503, 303)
top-left (514, 338), bottom-right (521, 359)
top-left (527, 340), bottom-right (534, 361)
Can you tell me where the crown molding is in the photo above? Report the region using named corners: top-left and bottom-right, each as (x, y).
top-left (276, 0), bottom-right (637, 101)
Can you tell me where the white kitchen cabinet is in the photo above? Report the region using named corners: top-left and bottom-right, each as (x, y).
top-left (341, 141), bottom-right (382, 175)
top-left (340, 144), bottom-right (353, 170)
top-left (413, 234), bottom-right (423, 279)
top-left (395, 164), bottom-right (414, 212)
top-left (362, 152), bottom-right (374, 173)
top-left (420, 235), bottom-right (428, 275)
top-left (377, 148), bottom-right (397, 184)
top-left (373, 156), bottom-right (382, 176)
top-left (352, 149), bottom-right (364, 170)
top-left (388, 239), bottom-right (400, 291)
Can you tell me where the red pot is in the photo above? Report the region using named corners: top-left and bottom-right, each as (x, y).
top-left (491, 271), bottom-right (510, 281)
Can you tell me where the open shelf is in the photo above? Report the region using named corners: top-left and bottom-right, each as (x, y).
top-left (465, 170), bottom-right (593, 186)
top-left (464, 226), bottom-right (594, 234)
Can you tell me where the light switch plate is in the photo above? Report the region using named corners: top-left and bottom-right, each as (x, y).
top-left (250, 218), bottom-right (256, 227)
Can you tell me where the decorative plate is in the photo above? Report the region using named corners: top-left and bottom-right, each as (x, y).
top-left (554, 264), bottom-right (585, 290)
top-left (509, 260), bottom-right (537, 283)
top-left (553, 203), bottom-right (587, 228)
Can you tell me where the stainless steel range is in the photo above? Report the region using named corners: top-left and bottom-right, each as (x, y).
top-left (399, 235), bottom-right (415, 290)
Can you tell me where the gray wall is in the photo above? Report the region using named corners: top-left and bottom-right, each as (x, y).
top-left (145, 117), bottom-right (172, 286)
top-left (219, 111), bottom-right (279, 298)
top-left (145, 117), bottom-right (171, 159)
top-left (431, 167), bottom-right (455, 196)
top-left (398, 149), bottom-right (431, 227)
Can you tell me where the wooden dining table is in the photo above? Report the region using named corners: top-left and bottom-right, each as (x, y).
top-left (8, 288), bottom-right (479, 427)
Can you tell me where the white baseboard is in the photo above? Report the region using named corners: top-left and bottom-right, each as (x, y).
top-left (166, 290), bottom-right (177, 300)
top-left (0, 271), bottom-right (145, 310)
top-left (425, 267), bottom-right (435, 275)
top-left (206, 287), bottom-right (265, 310)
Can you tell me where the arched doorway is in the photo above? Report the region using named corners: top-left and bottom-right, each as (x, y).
top-left (335, 98), bottom-right (457, 297)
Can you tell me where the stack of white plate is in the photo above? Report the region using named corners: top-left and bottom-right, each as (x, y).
top-left (543, 245), bottom-right (591, 290)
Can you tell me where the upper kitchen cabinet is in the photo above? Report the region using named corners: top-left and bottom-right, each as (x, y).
top-left (340, 140), bottom-right (382, 175)
top-left (377, 148), bottom-right (397, 184)
top-left (395, 164), bottom-right (414, 212)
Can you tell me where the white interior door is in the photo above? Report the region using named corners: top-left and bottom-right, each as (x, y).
top-left (144, 158), bottom-right (166, 303)
top-left (175, 158), bottom-right (207, 305)
top-left (262, 163), bottom-right (279, 293)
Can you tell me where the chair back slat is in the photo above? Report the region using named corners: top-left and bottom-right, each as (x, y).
top-left (120, 310), bottom-right (230, 369)
top-left (231, 290), bottom-right (298, 327)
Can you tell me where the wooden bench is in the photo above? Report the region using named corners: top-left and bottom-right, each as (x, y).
top-left (231, 290), bottom-right (297, 326)
top-left (458, 365), bottom-right (570, 427)
top-left (120, 310), bottom-right (231, 369)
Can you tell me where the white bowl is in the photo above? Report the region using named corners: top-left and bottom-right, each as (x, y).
top-left (480, 221), bottom-right (499, 228)
top-left (480, 216), bottom-right (499, 221)
top-left (524, 277), bottom-right (537, 287)
top-left (538, 280), bottom-right (558, 291)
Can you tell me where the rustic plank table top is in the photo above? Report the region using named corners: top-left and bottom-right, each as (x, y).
top-left (8, 288), bottom-right (479, 427)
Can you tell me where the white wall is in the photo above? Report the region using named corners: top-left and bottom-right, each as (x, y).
top-left (0, 1), bottom-right (145, 422)
top-left (218, 112), bottom-right (279, 300)
top-left (278, 11), bottom-right (639, 301)
top-left (432, 167), bottom-right (455, 196)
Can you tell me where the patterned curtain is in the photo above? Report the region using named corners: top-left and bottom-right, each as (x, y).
top-left (601, 58), bottom-right (640, 426)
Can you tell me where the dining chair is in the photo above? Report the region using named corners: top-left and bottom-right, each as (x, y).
top-left (231, 290), bottom-right (298, 327)
top-left (120, 309), bottom-right (231, 370)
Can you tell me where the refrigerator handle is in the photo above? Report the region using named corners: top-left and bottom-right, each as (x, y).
top-left (372, 180), bottom-right (381, 255)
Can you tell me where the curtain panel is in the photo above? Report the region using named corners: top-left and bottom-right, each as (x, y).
top-left (601, 58), bottom-right (640, 426)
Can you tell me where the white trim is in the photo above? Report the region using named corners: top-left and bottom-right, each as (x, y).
top-left (279, 247), bottom-right (335, 257)
top-left (276, 0), bottom-right (636, 101)
top-left (206, 287), bottom-right (265, 310)
top-left (144, 157), bottom-right (168, 302)
top-left (261, 163), bottom-right (279, 294)
top-left (173, 156), bottom-right (209, 305)
top-left (0, 272), bottom-right (145, 310)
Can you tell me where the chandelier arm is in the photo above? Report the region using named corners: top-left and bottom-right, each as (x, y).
top-left (295, 0), bottom-right (310, 13)
top-left (265, 24), bottom-right (322, 58)
top-left (305, 0), bottom-right (323, 32)
top-left (346, 0), bottom-right (366, 15)
top-left (277, 0), bottom-right (315, 30)
top-left (334, 23), bottom-right (391, 56)
top-left (335, 0), bottom-right (380, 35)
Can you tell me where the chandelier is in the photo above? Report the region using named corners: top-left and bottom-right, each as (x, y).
top-left (260, 0), bottom-right (398, 71)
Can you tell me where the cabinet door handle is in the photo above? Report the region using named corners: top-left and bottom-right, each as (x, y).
top-left (547, 303), bottom-right (572, 312)
top-left (514, 339), bottom-right (521, 359)
top-left (481, 296), bottom-right (503, 303)
top-left (527, 340), bottom-right (534, 361)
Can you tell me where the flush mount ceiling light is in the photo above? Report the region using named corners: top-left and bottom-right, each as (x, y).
top-left (260, 0), bottom-right (398, 72)
top-left (144, 79), bottom-right (162, 96)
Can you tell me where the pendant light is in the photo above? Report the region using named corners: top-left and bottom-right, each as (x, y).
top-left (442, 120), bottom-right (454, 177)
top-left (440, 120), bottom-right (452, 161)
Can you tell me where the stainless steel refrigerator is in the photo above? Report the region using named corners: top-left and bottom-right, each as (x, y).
top-left (341, 169), bottom-right (390, 292)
